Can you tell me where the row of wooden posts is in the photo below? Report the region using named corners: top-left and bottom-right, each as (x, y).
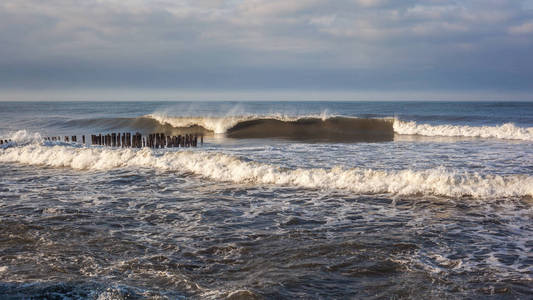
top-left (41, 132), bottom-right (203, 148)
top-left (0, 139), bottom-right (11, 145)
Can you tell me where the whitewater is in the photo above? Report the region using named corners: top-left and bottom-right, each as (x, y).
top-left (1, 143), bottom-right (532, 198)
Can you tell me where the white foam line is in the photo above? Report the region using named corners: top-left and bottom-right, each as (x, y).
top-left (1, 144), bottom-right (532, 198)
top-left (393, 120), bottom-right (533, 141)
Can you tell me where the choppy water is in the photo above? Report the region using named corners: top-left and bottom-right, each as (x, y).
top-left (0, 101), bottom-right (532, 299)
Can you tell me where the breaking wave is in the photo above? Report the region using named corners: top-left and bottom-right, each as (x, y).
top-left (8, 114), bottom-right (533, 142)
top-left (393, 120), bottom-right (533, 141)
top-left (148, 114), bottom-right (395, 142)
top-left (147, 114), bottom-right (533, 141)
top-left (1, 143), bottom-right (531, 199)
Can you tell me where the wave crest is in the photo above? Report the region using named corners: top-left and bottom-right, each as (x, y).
top-left (146, 113), bottom-right (319, 134)
top-left (1, 144), bottom-right (531, 198)
top-left (393, 120), bottom-right (533, 141)
top-left (147, 114), bottom-right (533, 141)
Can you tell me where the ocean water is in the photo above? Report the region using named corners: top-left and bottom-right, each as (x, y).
top-left (0, 101), bottom-right (532, 299)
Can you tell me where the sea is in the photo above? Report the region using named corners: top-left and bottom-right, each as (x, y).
top-left (0, 101), bottom-right (532, 299)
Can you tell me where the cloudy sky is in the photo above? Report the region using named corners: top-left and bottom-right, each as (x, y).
top-left (1, 0), bottom-right (533, 100)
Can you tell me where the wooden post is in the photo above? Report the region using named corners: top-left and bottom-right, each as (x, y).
top-left (82, 135), bottom-right (85, 144)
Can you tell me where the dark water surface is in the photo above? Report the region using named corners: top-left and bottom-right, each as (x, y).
top-left (0, 101), bottom-right (532, 299)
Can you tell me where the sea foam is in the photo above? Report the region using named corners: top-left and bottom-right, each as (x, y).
top-left (1, 143), bottom-right (531, 198)
top-left (393, 120), bottom-right (533, 141)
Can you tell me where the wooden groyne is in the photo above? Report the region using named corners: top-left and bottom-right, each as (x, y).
top-left (40, 132), bottom-right (203, 148)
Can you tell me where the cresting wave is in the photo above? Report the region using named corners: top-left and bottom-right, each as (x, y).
top-left (144, 114), bottom-right (396, 142)
top-left (393, 119), bottom-right (533, 141)
top-left (55, 114), bottom-right (533, 141)
top-left (1, 143), bottom-right (532, 198)
top-left (147, 114), bottom-right (533, 141)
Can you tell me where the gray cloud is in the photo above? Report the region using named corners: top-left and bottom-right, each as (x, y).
top-left (1, 0), bottom-right (533, 99)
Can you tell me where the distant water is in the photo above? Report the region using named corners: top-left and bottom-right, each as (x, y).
top-left (0, 101), bottom-right (532, 299)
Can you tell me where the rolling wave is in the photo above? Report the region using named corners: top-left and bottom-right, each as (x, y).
top-left (1, 143), bottom-right (531, 198)
top-left (393, 120), bottom-right (533, 141)
top-left (147, 114), bottom-right (533, 141)
top-left (10, 113), bottom-right (533, 142)
top-left (148, 113), bottom-right (395, 142)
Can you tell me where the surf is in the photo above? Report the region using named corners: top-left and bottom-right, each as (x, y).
top-left (1, 143), bottom-right (532, 199)
top-left (19, 114), bottom-right (533, 142)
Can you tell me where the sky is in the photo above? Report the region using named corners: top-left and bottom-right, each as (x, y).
top-left (1, 0), bottom-right (533, 101)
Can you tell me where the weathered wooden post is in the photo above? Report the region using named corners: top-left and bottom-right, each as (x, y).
top-left (82, 135), bottom-right (85, 144)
